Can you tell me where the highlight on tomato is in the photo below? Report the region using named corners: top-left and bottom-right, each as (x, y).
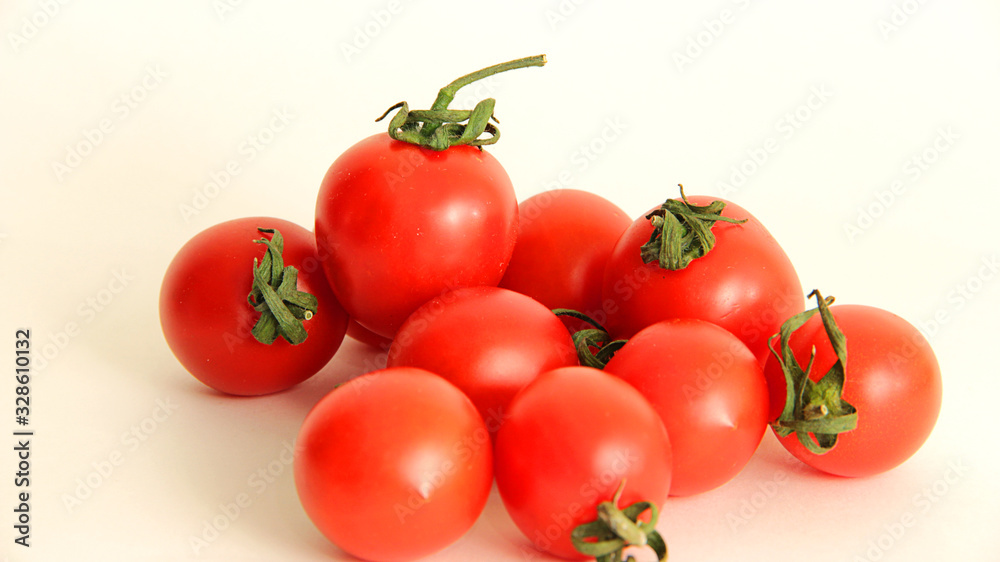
top-left (604, 317), bottom-right (769, 496)
top-left (764, 290), bottom-right (943, 478)
top-left (294, 367), bottom-right (493, 562)
top-left (601, 186), bottom-right (804, 364)
top-left (159, 217), bottom-right (348, 396)
top-left (494, 366), bottom-right (672, 560)
top-left (314, 55), bottom-right (546, 339)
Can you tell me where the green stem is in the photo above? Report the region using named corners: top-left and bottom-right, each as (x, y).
top-left (553, 309), bottom-right (627, 369)
top-left (571, 480), bottom-right (668, 562)
top-left (376, 54), bottom-right (546, 150)
top-left (246, 228), bottom-right (318, 345)
top-left (768, 290), bottom-right (858, 454)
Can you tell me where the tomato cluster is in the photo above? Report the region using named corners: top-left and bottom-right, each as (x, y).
top-left (158, 56), bottom-right (942, 561)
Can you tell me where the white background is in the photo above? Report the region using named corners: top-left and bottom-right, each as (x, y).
top-left (2, 0), bottom-right (999, 560)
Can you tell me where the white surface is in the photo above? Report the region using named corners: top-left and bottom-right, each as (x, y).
top-left (2, 1), bottom-right (999, 560)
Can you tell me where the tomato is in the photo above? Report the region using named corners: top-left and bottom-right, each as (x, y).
top-left (764, 300), bottom-right (942, 477)
top-left (387, 286), bottom-right (578, 431)
top-left (346, 319), bottom-right (392, 349)
top-left (314, 133), bottom-right (518, 339)
top-left (159, 217), bottom-right (348, 396)
top-left (604, 318), bottom-right (769, 497)
top-left (494, 366), bottom-right (673, 559)
top-left (601, 194), bottom-right (803, 364)
top-left (294, 367), bottom-right (493, 562)
top-left (499, 189), bottom-right (631, 332)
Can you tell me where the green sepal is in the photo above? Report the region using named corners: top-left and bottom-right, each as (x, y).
top-left (768, 290), bottom-right (857, 455)
top-left (246, 228), bottom-right (318, 345)
top-left (571, 481), bottom-right (668, 562)
top-left (640, 185), bottom-right (747, 271)
top-left (552, 308), bottom-right (627, 369)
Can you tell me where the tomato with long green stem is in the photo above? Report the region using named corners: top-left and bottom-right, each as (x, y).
top-left (315, 55), bottom-right (546, 339)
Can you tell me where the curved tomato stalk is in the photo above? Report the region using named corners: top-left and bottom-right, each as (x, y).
top-left (768, 289), bottom-right (858, 454)
top-left (640, 184), bottom-right (747, 270)
top-left (553, 309), bottom-right (627, 369)
top-left (571, 480), bottom-right (668, 562)
top-left (375, 54), bottom-right (546, 151)
top-left (247, 228), bottom-right (318, 345)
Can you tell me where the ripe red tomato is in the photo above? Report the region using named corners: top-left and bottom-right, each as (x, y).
top-left (602, 194), bottom-right (803, 364)
top-left (159, 217), bottom-right (348, 396)
top-left (499, 189), bottom-right (631, 332)
top-left (294, 367), bottom-right (493, 562)
top-left (764, 302), bottom-right (942, 477)
top-left (314, 133), bottom-right (518, 339)
top-left (605, 318), bottom-right (769, 497)
top-left (387, 286), bottom-right (578, 431)
top-left (494, 366), bottom-right (673, 559)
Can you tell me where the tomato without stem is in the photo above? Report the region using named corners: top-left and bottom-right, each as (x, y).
top-left (159, 217), bottom-right (348, 396)
top-left (602, 195), bottom-right (803, 364)
top-left (494, 366), bottom-right (673, 560)
top-left (294, 367), bottom-right (493, 562)
top-left (605, 318), bottom-right (769, 496)
top-left (314, 133), bottom-right (518, 339)
top-left (764, 303), bottom-right (942, 477)
top-left (387, 286), bottom-right (578, 431)
top-left (499, 189), bottom-right (631, 332)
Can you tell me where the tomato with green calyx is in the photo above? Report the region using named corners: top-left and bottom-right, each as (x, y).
top-left (765, 290), bottom-right (942, 477)
top-left (315, 55), bottom-right (546, 339)
top-left (159, 218), bottom-right (348, 396)
top-left (601, 186), bottom-right (804, 365)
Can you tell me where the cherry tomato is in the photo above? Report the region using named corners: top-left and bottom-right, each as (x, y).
top-left (499, 189), bottom-right (631, 332)
top-left (159, 217), bottom-right (348, 396)
top-left (764, 303), bottom-right (942, 477)
top-left (602, 195), bottom-right (803, 364)
top-left (314, 133), bottom-right (518, 339)
top-left (387, 286), bottom-right (577, 431)
top-left (605, 318), bottom-right (769, 496)
top-left (494, 366), bottom-right (673, 559)
top-left (294, 367), bottom-right (493, 562)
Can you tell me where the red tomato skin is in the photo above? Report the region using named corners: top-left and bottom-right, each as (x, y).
top-left (601, 196), bottom-right (804, 364)
top-left (294, 367), bottom-right (493, 562)
top-left (159, 217), bottom-right (348, 396)
top-left (387, 286), bottom-right (578, 431)
top-left (494, 366), bottom-right (673, 560)
top-left (314, 133), bottom-right (518, 339)
top-left (499, 189), bottom-right (631, 331)
top-left (764, 305), bottom-right (943, 477)
top-left (605, 318), bottom-right (769, 497)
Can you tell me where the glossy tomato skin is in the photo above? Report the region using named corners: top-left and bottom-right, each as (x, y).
top-left (499, 189), bottom-right (631, 331)
top-left (605, 318), bottom-right (769, 497)
top-left (294, 367), bottom-right (493, 562)
top-left (764, 305), bottom-right (942, 477)
top-left (314, 133), bottom-right (518, 339)
top-left (387, 286), bottom-right (578, 431)
top-left (494, 366), bottom-right (673, 560)
top-left (602, 196), bottom-right (804, 364)
top-left (159, 217), bottom-right (348, 396)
